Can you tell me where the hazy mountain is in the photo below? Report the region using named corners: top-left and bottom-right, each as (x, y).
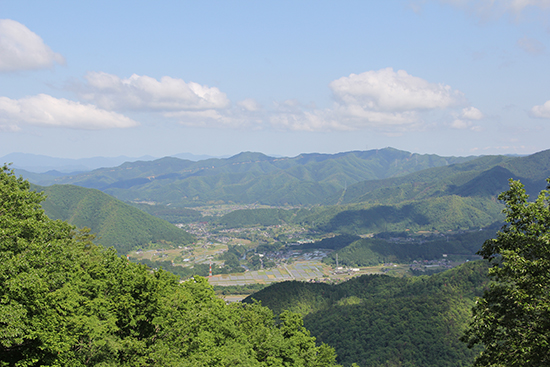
top-left (170, 152), bottom-right (227, 161)
top-left (1, 152), bottom-right (157, 173)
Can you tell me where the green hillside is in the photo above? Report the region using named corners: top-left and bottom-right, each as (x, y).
top-left (323, 227), bottom-right (497, 266)
top-left (34, 184), bottom-right (195, 254)
top-left (24, 148), bottom-right (478, 206)
top-left (244, 261), bottom-right (490, 367)
top-left (316, 196), bottom-right (504, 234)
top-left (1, 167), bottom-right (339, 367)
top-left (335, 149), bottom-right (550, 206)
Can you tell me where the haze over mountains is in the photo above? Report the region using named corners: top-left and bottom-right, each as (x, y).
top-left (0, 152), bottom-right (220, 173)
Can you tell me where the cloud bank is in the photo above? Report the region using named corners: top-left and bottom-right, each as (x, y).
top-left (271, 68), bottom-right (468, 132)
top-left (79, 72), bottom-right (230, 111)
top-left (0, 19), bottom-right (65, 72)
top-left (0, 94), bottom-right (138, 130)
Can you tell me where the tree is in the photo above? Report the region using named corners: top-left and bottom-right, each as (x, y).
top-left (463, 178), bottom-right (550, 366)
top-left (0, 165), bottom-right (341, 366)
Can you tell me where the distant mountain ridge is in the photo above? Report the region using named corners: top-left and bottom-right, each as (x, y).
top-left (1, 152), bottom-right (221, 173)
top-left (21, 148), bottom-right (479, 206)
top-left (333, 149), bottom-right (550, 206)
top-left (2, 153), bottom-right (158, 173)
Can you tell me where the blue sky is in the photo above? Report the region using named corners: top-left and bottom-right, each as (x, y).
top-left (1, 0), bottom-right (550, 159)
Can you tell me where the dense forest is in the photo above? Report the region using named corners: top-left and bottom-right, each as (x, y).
top-left (321, 227), bottom-right (498, 267)
top-left (244, 261), bottom-right (490, 367)
top-left (34, 184), bottom-right (195, 254)
top-left (0, 166), bottom-right (341, 366)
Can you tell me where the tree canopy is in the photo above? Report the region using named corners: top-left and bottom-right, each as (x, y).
top-left (463, 178), bottom-right (550, 366)
top-left (0, 165), bottom-right (339, 366)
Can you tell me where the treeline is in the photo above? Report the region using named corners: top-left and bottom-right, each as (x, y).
top-left (244, 261), bottom-right (489, 367)
top-left (293, 234), bottom-right (361, 251)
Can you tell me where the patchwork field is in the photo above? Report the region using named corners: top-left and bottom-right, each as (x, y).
top-left (208, 261), bottom-right (326, 286)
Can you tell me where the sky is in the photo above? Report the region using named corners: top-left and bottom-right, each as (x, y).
top-left (1, 0), bottom-right (550, 159)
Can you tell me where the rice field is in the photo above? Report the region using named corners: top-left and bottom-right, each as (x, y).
top-left (208, 261), bottom-right (327, 286)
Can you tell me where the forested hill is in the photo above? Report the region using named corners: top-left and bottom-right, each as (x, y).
top-left (21, 148), bottom-right (477, 206)
top-left (33, 184), bottom-right (195, 254)
top-left (333, 149), bottom-right (550, 206)
top-left (1, 167), bottom-right (340, 366)
top-left (244, 261), bottom-right (489, 367)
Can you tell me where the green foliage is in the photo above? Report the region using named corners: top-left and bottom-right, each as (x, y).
top-left (215, 244), bottom-right (247, 273)
top-left (35, 184), bottom-right (195, 254)
top-left (462, 179), bottom-right (550, 366)
top-left (129, 258), bottom-right (210, 278)
top-left (319, 196), bottom-right (503, 235)
top-left (323, 229), bottom-right (496, 267)
top-left (0, 166), bottom-right (340, 366)
top-left (245, 262), bottom-right (490, 367)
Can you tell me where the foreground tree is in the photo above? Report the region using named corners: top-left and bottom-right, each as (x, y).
top-left (463, 178), bottom-right (550, 366)
top-left (0, 165), bottom-right (340, 366)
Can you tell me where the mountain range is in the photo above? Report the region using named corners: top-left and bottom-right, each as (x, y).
top-left (16, 147), bottom-right (550, 253)
top-left (1, 152), bottom-right (220, 173)
top-left (19, 148), bottom-right (479, 206)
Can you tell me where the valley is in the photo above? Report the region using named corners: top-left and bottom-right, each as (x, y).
top-left (7, 147), bottom-right (550, 366)
top-left (127, 218), bottom-right (484, 287)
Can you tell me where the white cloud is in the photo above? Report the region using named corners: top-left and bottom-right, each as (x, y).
top-left (530, 100), bottom-right (550, 118)
top-left (450, 119), bottom-right (472, 129)
top-left (79, 72), bottom-right (230, 111)
top-left (517, 36), bottom-right (545, 55)
top-left (269, 108), bottom-right (353, 132)
top-left (270, 68), bottom-right (464, 133)
top-left (0, 19), bottom-right (65, 72)
top-left (269, 97), bottom-right (423, 133)
top-left (237, 98), bottom-right (262, 112)
top-left (450, 107), bottom-right (484, 130)
top-left (461, 106), bottom-right (484, 120)
top-left (330, 68), bottom-right (465, 112)
top-left (268, 69), bottom-right (469, 133)
top-left (0, 94), bottom-right (138, 129)
top-left (506, 0), bottom-right (550, 13)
